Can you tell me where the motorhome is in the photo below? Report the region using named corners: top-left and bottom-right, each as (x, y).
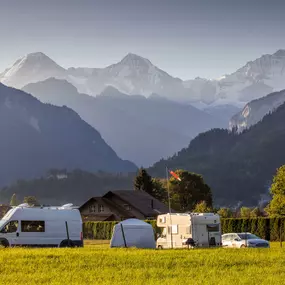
top-left (156, 213), bottom-right (221, 249)
top-left (0, 203), bottom-right (83, 247)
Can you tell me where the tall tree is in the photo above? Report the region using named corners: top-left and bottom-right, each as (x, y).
top-left (169, 169), bottom-right (213, 212)
top-left (134, 168), bottom-right (154, 195)
top-left (266, 165), bottom-right (285, 217)
top-left (10, 193), bottom-right (18, 206)
top-left (151, 178), bottom-right (167, 203)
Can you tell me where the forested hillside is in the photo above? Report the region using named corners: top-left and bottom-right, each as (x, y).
top-left (0, 83), bottom-right (136, 187)
top-left (150, 102), bottom-right (285, 206)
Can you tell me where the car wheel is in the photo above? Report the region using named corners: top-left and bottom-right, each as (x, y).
top-left (0, 239), bottom-right (9, 248)
top-left (60, 240), bottom-right (75, 248)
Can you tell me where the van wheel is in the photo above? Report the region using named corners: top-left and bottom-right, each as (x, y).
top-left (240, 244), bottom-right (246, 248)
top-left (60, 240), bottom-right (74, 248)
top-left (0, 239), bottom-right (9, 248)
top-left (157, 245), bottom-right (163, 250)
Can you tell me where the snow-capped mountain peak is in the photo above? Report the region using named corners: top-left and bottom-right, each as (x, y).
top-left (2, 49), bottom-right (285, 107)
top-left (273, 49), bottom-right (285, 57)
top-left (119, 53), bottom-right (153, 68)
top-left (0, 52), bottom-right (66, 89)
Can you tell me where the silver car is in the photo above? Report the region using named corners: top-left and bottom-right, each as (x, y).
top-left (222, 232), bottom-right (270, 248)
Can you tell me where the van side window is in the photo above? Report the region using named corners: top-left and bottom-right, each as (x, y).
top-left (21, 221), bottom-right (45, 232)
top-left (1, 221), bottom-right (18, 233)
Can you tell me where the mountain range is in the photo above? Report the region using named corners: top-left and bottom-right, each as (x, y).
top-left (150, 100), bottom-right (285, 206)
top-left (0, 83), bottom-right (136, 187)
top-left (2, 50), bottom-right (285, 107)
top-left (22, 78), bottom-right (225, 166)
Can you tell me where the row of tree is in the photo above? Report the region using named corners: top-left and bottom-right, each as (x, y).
top-left (6, 164), bottom-right (285, 218)
top-left (134, 165), bottom-right (285, 218)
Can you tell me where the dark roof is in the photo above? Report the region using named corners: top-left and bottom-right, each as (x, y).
top-left (104, 190), bottom-right (171, 217)
top-left (79, 197), bottom-right (133, 218)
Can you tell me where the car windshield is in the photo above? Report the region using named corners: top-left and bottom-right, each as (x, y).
top-left (238, 233), bottom-right (260, 240)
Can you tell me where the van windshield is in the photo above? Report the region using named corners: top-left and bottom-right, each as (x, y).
top-left (0, 220), bottom-right (7, 229)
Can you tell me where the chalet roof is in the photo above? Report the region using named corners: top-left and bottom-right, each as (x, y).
top-left (104, 190), bottom-right (170, 217)
top-left (79, 196), bottom-right (133, 218)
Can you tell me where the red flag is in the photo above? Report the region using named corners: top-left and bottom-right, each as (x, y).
top-left (169, 170), bottom-right (181, 181)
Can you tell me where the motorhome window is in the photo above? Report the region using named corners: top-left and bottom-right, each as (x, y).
top-left (1, 220), bottom-right (18, 233)
top-left (207, 224), bottom-right (219, 232)
top-left (159, 217), bottom-right (166, 223)
top-left (21, 221), bottom-right (45, 232)
top-left (168, 225), bottom-right (178, 234)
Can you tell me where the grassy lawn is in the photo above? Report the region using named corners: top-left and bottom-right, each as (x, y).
top-left (0, 242), bottom-right (284, 285)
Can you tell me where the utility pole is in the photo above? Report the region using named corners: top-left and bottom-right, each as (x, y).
top-left (166, 167), bottom-right (173, 249)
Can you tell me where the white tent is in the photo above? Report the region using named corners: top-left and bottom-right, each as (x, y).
top-left (110, 219), bottom-right (156, 249)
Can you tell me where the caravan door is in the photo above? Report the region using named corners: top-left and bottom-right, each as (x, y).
top-left (207, 224), bottom-right (221, 246)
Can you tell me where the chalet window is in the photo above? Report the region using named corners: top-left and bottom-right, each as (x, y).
top-left (99, 205), bottom-right (104, 212)
top-left (21, 221), bottom-right (45, 232)
top-left (124, 204), bottom-right (131, 211)
top-left (88, 205), bottom-right (96, 213)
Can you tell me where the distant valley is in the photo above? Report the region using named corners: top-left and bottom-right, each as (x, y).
top-left (0, 83), bottom-right (136, 187)
top-left (23, 79), bottom-right (225, 166)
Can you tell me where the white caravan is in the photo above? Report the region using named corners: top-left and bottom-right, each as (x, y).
top-left (0, 203), bottom-right (83, 247)
top-left (156, 213), bottom-right (221, 249)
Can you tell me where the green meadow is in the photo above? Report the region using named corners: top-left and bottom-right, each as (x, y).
top-left (0, 242), bottom-right (284, 285)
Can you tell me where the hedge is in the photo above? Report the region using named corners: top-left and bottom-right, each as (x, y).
top-left (83, 218), bottom-right (285, 241)
top-left (83, 220), bottom-right (162, 240)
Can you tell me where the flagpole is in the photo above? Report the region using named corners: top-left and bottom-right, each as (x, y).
top-left (166, 166), bottom-right (173, 249)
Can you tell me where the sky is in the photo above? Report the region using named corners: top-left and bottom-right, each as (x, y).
top-left (1, 0), bottom-right (285, 80)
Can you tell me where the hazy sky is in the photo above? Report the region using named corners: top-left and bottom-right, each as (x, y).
top-left (1, 0), bottom-right (285, 80)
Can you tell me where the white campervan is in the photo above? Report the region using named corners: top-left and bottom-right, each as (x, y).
top-left (0, 203), bottom-right (83, 247)
top-left (156, 213), bottom-right (221, 249)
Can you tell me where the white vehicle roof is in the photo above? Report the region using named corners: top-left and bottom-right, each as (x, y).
top-left (117, 219), bottom-right (152, 228)
top-left (2, 204), bottom-right (81, 222)
top-left (222, 232), bottom-right (252, 236)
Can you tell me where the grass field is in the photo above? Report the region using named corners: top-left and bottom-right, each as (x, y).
top-left (0, 241), bottom-right (284, 285)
